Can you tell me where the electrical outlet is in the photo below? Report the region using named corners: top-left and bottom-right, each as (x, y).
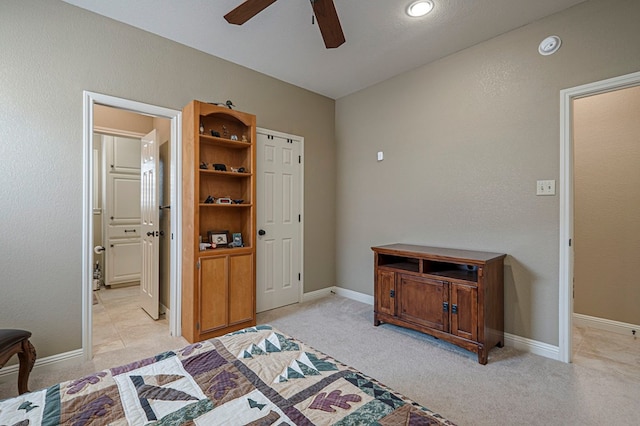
top-left (536, 180), bottom-right (556, 196)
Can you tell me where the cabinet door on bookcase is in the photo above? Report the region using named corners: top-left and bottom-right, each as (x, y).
top-left (200, 256), bottom-right (228, 333)
top-left (229, 253), bottom-right (255, 325)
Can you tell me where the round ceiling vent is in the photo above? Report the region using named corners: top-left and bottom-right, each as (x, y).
top-left (538, 35), bottom-right (562, 56)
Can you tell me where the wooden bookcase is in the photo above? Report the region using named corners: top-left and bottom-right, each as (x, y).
top-left (372, 244), bottom-right (506, 364)
top-left (181, 100), bottom-right (256, 343)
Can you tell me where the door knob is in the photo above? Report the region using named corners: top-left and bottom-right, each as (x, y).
top-left (258, 229), bottom-right (266, 236)
top-left (147, 231), bottom-right (154, 237)
top-left (94, 245), bottom-right (105, 253)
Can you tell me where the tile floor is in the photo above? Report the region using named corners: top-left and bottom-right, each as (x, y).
top-left (93, 286), bottom-right (638, 380)
top-left (92, 285), bottom-right (188, 356)
top-left (572, 324), bottom-right (640, 381)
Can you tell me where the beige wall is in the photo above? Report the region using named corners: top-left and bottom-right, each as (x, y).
top-left (94, 104), bottom-right (154, 135)
top-left (573, 85), bottom-right (640, 325)
top-left (335, 0), bottom-right (640, 345)
top-left (0, 0), bottom-right (335, 359)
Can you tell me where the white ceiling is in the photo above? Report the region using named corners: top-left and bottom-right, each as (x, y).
top-left (63, 0), bottom-right (586, 99)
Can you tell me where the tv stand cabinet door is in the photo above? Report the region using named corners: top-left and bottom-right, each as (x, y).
top-left (375, 269), bottom-right (396, 318)
top-left (450, 283), bottom-right (478, 342)
top-left (398, 274), bottom-right (448, 332)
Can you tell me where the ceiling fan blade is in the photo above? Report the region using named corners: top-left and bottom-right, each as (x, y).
top-left (224, 0), bottom-right (278, 25)
top-left (311, 0), bottom-right (345, 49)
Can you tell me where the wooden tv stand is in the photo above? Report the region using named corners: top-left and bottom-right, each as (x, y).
top-left (372, 244), bottom-right (506, 364)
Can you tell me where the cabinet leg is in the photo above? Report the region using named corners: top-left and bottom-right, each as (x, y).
top-left (477, 348), bottom-right (488, 365)
top-left (373, 315), bottom-right (381, 326)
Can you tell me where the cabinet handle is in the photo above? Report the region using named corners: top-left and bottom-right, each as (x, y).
top-left (124, 229), bottom-right (136, 233)
top-left (443, 302), bottom-right (449, 312)
top-left (390, 289), bottom-right (395, 298)
top-left (452, 304), bottom-right (458, 314)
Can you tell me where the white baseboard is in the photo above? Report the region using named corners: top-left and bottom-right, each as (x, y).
top-left (329, 286), bottom-right (561, 361)
top-left (504, 332), bottom-right (560, 360)
top-left (301, 287), bottom-right (335, 302)
top-left (332, 286), bottom-right (374, 305)
top-left (0, 349), bottom-right (84, 383)
top-left (573, 313), bottom-right (638, 336)
top-left (160, 303), bottom-right (170, 317)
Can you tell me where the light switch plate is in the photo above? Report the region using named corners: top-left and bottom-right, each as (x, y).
top-left (377, 151), bottom-right (384, 161)
top-left (537, 180), bottom-right (556, 196)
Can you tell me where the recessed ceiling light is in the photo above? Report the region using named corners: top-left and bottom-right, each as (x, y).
top-left (407, 1), bottom-right (434, 17)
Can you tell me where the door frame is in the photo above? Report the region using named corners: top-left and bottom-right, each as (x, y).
top-left (82, 91), bottom-right (182, 360)
top-left (256, 127), bottom-right (305, 307)
top-left (558, 70), bottom-right (640, 363)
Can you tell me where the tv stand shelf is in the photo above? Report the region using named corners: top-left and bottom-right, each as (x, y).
top-left (372, 243), bottom-right (506, 364)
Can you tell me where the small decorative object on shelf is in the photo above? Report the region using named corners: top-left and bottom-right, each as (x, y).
top-left (211, 130), bottom-right (221, 137)
top-left (213, 163), bottom-right (227, 171)
top-left (242, 135), bottom-right (248, 142)
top-left (208, 230), bottom-right (229, 247)
top-left (222, 125), bottom-right (229, 138)
top-left (204, 195), bottom-right (215, 204)
top-left (199, 122), bottom-right (205, 134)
top-left (232, 199), bottom-right (244, 204)
top-left (230, 135), bottom-right (238, 141)
top-left (206, 100), bottom-right (235, 109)
top-left (216, 197), bottom-right (232, 204)
top-left (232, 233), bottom-right (243, 247)
top-left (200, 162), bottom-right (208, 170)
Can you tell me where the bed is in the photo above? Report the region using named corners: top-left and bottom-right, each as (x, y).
top-left (0, 325), bottom-right (454, 425)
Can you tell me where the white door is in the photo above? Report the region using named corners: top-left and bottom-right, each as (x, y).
top-left (103, 136), bottom-right (142, 287)
top-left (256, 130), bottom-right (303, 312)
top-left (140, 130), bottom-right (160, 319)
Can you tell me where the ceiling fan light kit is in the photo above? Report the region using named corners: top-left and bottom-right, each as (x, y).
top-left (224, 0), bottom-right (345, 49)
top-left (407, 0), bottom-right (434, 17)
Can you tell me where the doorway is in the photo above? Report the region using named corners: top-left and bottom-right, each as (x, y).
top-left (82, 91), bottom-right (182, 361)
top-left (559, 70), bottom-right (640, 363)
top-left (91, 127), bottom-right (165, 354)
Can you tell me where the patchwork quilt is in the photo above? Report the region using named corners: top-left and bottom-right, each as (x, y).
top-left (0, 325), bottom-right (455, 425)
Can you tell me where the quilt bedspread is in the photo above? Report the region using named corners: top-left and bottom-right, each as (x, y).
top-left (0, 325), bottom-right (455, 425)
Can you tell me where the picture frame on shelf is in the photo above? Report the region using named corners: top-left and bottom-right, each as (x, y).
top-left (231, 232), bottom-right (243, 247)
top-left (208, 230), bottom-right (229, 247)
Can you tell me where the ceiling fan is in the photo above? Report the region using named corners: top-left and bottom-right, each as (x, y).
top-left (224, 0), bottom-right (345, 49)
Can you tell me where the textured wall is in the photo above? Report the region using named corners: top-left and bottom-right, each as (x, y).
top-left (574, 86), bottom-right (640, 325)
top-left (335, 0), bottom-right (640, 345)
top-left (0, 0), bottom-right (335, 359)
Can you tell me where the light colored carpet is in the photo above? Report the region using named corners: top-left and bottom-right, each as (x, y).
top-left (257, 295), bottom-right (639, 425)
top-left (1, 294), bottom-right (637, 425)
